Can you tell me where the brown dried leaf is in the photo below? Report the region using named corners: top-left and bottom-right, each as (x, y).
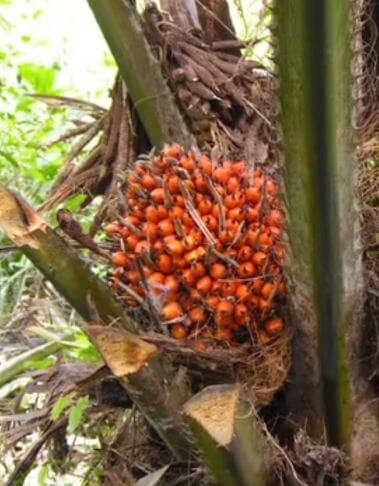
top-left (0, 185), bottom-right (46, 248)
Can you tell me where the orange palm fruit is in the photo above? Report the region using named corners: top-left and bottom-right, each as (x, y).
top-left (147, 272), bottom-right (165, 295)
top-left (219, 229), bottom-right (234, 244)
top-left (148, 272), bottom-right (165, 285)
top-left (126, 269), bottom-right (140, 283)
top-left (249, 295), bottom-right (259, 307)
top-left (206, 295), bottom-right (219, 310)
top-left (191, 262), bottom-right (207, 278)
top-left (105, 221), bottom-right (121, 234)
top-left (167, 175), bottom-right (180, 193)
top-left (258, 232), bottom-right (273, 247)
top-left (269, 225), bottom-right (282, 240)
top-left (161, 302), bottom-right (183, 321)
top-left (198, 198), bottom-right (213, 215)
top-left (211, 280), bottom-right (223, 294)
top-left (245, 187), bottom-right (261, 204)
top-left (235, 284), bottom-right (249, 302)
top-left (156, 254), bottom-right (173, 274)
top-left (237, 261), bottom-right (255, 278)
top-left (252, 278), bottom-right (264, 294)
top-left (151, 187), bottom-right (165, 203)
top-left (184, 249), bottom-right (200, 265)
top-left (226, 176), bottom-right (239, 193)
top-left (258, 298), bottom-right (270, 310)
top-left (181, 155), bottom-right (195, 171)
top-left (265, 179), bottom-right (277, 194)
top-left (274, 244), bottom-right (284, 261)
top-left (198, 155), bottom-right (212, 175)
top-left (189, 288), bottom-right (202, 302)
top-left (194, 341), bottom-right (210, 351)
top-left (212, 204), bottom-right (220, 219)
top-left (126, 235), bottom-right (139, 251)
top-left (170, 206), bottom-right (184, 219)
top-left (238, 246), bottom-right (252, 262)
top-left (264, 317), bottom-right (284, 336)
top-left (157, 219), bottom-right (174, 237)
top-left (234, 303), bottom-right (249, 324)
top-left (196, 276), bottom-right (213, 294)
top-left (111, 251), bottom-right (130, 267)
top-left (124, 215), bottom-right (140, 226)
top-left (268, 209), bottom-right (283, 227)
top-left (145, 205), bottom-right (160, 223)
top-left (221, 281), bottom-right (236, 297)
top-left (164, 143), bottom-right (182, 158)
top-left (216, 300), bottom-right (234, 316)
top-left (165, 238), bottom-right (184, 256)
top-left (135, 240), bottom-right (150, 255)
top-left (225, 219), bottom-right (240, 233)
top-left (228, 207), bottom-right (244, 222)
top-left (231, 161), bottom-right (247, 176)
top-left (224, 192), bottom-right (244, 209)
top-left (171, 323), bottom-right (187, 339)
top-left (164, 275), bottom-right (180, 294)
top-left (183, 235), bottom-right (197, 250)
top-left (277, 281), bottom-right (286, 294)
top-left (202, 214), bottom-right (218, 231)
top-left (252, 251), bottom-right (267, 267)
top-left (194, 176), bottom-right (208, 192)
top-left (182, 268), bottom-right (197, 287)
top-left (143, 222), bottom-right (158, 241)
top-left (261, 282), bottom-right (275, 300)
top-left (189, 307), bottom-right (207, 324)
top-left (210, 263), bottom-right (227, 279)
top-left (172, 256), bottom-right (187, 269)
top-left (141, 173), bottom-right (156, 190)
top-left (245, 228), bottom-right (259, 245)
top-left (214, 166), bottom-right (230, 184)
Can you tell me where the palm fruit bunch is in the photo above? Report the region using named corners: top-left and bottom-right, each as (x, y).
top-left (105, 144), bottom-right (285, 347)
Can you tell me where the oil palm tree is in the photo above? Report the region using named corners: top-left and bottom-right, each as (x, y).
top-left (1, 0), bottom-right (378, 483)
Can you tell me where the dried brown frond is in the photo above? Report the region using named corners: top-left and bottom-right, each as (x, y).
top-left (144, 3), bottom-right (276, 165)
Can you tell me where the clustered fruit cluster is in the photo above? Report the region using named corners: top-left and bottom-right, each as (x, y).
top-left (106, 144), bottom-right (285, 347)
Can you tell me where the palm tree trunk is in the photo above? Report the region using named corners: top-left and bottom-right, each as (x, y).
top-left (275, 0), bottom-right (359, 449)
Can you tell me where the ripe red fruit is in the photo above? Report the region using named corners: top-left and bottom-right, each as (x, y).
top-left (151, 188), bottom-right (165, 203)
top-left (252, 252), bottom-right (267, 267)
top-left (111, 251), bottom-right (130, 267)
top-left (237, 261), bottom-right (255, 278)
top-left (161, 302), bottom-right (183, 321)
top-left (189, 307), bottom-right (207, 324)
top-left (235, 303), bottom-right (249, 323)
top-left (156, 254), bottom-right (173, 274)
top-left (245, 187), bottom-right (261, 204)
top-left (210, 263), bottom-right (227, 279)
top-left (265, 317), bottom-right (284, 336)
top-left (171, 324), bottom-right (187, 339)
top-left (196, 276), bottom-right (213, 294)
